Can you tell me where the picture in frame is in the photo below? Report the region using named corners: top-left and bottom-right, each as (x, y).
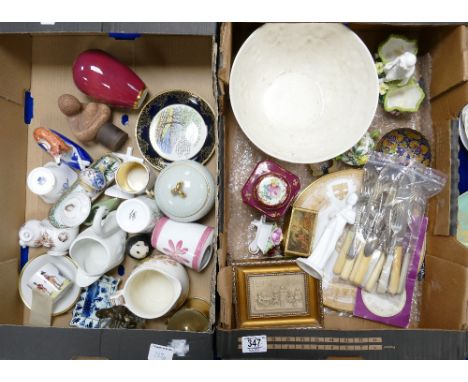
top-left (283, 207), bottom-right (318, 257)
top-left (233, 260), bottom-right (323, 329)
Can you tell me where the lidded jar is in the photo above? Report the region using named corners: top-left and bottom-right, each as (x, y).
top-left (154, 160), bottom-right (215, 223)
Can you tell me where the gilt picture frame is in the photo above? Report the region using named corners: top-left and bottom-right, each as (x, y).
top-left (283, 207), bottom-right (318, 257)
top-left (233, 260), bottom-right (323, 329)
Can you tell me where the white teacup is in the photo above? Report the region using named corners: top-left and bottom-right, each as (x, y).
top-left (69, 206), bottom-right (126, 287)
top-left (27, 162), bottom-right (78, 204)
top-left (115, 161), bottom-right (152, 195)
top-left (111, 255), bottom-right (189, 319)
top-left (151, 217), bottom-right (215, 272)
top-left (116, 196), bottom-right (160, 234)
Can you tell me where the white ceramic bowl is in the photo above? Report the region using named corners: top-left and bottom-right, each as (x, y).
top-left (230, 23), bottom-right (379, 164)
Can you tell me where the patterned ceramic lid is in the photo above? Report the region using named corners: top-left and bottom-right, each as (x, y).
top-left (27, 167), bottom-right (56, 196)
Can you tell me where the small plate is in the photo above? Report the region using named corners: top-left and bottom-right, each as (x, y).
top-left (136, 90), bottom-right (216, 171)
top-left (19, 254), bottom-right (81, 316)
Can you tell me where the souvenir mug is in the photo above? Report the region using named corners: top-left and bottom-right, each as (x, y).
top-left (19, 218), bottom-right (79, 256)
top-left (116, 196), bottom-right (160, 234)
top-left (27, 262), bottom-right (72, 303)
top-left (69, 206), bottom-right (126, 287)
top-left (115, 161), bottom-right (152, 195)
top-left (27, 162), bottom-right (78, 204)
top-left (151, 217), bottom-right (215, 272)
top-left (110, 254), bottom-right (189, 319)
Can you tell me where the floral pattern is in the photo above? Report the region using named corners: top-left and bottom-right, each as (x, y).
top-left (256, 175), bottom-right (288, 207)
top-left (163, 240), bottom-right (190, 265)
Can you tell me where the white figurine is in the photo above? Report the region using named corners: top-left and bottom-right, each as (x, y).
top-left (297, 192), bottom-right (358, 279)
top-left (383, 52), bottom-right (417, 86)
top-left (248, 215), bottom-right (283, 255)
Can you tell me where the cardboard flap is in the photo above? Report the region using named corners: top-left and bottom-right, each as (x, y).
top-left (0, 35), bottom-right (31, 104)
top-left (421, 254), bottom-right (468, 329)
top-left (431, 26), bottom-right (468, 99)
top-left (217, 266), bottom-right (233, 329)
top-left (217, 23), bottom-right (232, 86)
top-left (0, 258), bottom-right (23, 325)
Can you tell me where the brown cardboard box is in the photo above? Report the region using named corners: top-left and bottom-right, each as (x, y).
top-left (216, 23), bottom-right (468, 359)
top-left (0, 24), bottom-right (219, 359)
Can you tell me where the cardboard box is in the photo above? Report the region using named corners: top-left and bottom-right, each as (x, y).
top-left (0, 23), bottom-right (219, 359)
top-left (216, 23), bottom-right (468, 359)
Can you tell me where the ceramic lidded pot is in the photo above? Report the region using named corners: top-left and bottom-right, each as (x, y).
top-left (154, 160), bottom-right (215, 223)
top-left (111, 254), bottom-right (190, 319)
top-left (72, 49), bottom-right (147, 110)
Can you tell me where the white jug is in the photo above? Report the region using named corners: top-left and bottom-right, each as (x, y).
top-left (111, 255), bottom-right (189, 319)
top-left (69, 206), bottom-right (126, 287)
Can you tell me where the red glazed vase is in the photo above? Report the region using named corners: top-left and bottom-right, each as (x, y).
top-left (72, 49), bottom-right (147, 110)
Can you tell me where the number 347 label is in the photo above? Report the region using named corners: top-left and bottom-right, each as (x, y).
top-left (242, 335), bottom-right (267, 353)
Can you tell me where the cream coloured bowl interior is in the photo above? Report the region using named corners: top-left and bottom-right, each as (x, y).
top-left (230, 23), bottom-right (379, 164)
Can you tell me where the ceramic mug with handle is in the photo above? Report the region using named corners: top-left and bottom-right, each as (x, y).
top-left (110, 254), bottom-right (189, 319)
top-left (69, 206), bottom-right (126, 287)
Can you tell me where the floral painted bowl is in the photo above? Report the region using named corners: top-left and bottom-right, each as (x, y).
top-left (376, 128), bottom-right (431, 166)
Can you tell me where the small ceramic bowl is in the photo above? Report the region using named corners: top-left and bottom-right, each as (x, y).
top-left (376, 128), bottom-right (431, 166)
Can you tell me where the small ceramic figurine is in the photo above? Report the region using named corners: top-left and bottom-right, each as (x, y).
top-left (19, 218), bottom-right (79, 256)
top-left (58, 94), bottom-right (128, 151)
top-left (297, 192), bottom-right (358, 279)
top-left (72, 49), bottom-right (147, 110)
top-left (383, 51), bottom-right (417, 86)
top-left (248, 215), bottom-right (283, 255)
top-left (337, 131), bottom-right (380, 167)
top-left (33, 127), bottom-right (93, 171)
top-left (125, 234), bottom-right (152, 260)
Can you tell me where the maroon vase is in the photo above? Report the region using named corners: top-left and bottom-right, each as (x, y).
top-left (72, 49), bottom-right (147, 110)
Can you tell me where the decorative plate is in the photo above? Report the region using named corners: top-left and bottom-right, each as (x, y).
top-left (19, 254), bottom-right (81, 316)
top-left (376, 128), bottom-right (431, 166)
top-left (136, 90), bottom-right (216, 171)
top-left (230, 23), bottom-right (379, 164)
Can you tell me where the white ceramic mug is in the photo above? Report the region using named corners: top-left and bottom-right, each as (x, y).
top-left (110, 255), bottom-right (189, 319)
top-left (115, 161), bottom-right (152, 195)
top-left (27, 162), bottom-right (78, 204)
top-left (69, 206), bottom-right (126, 287)
top-left (151, 217), bottom-right (215, 272)
top-left (116, 196), bottom-right (160, 234)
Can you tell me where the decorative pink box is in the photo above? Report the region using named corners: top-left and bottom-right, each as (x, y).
top-left (241, 160), bottom-right (300, 219)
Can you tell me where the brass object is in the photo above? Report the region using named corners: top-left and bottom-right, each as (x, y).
top-left (233, 260), bottom-right (323, 329)
top-left (283, 207), bottom-right (318, 257)
top-left (167, 297), bottom-right (210, 332)
top-left (171, 181), bottom-right (187, 198)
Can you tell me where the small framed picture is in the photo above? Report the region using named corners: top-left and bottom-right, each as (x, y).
top-left (283, 207), bottom-right (318, 257)
top-left (233, 260), bottom-right (323, 329)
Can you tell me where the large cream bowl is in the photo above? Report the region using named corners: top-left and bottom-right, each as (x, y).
top-left (230, 23), bottom-right (379, 164)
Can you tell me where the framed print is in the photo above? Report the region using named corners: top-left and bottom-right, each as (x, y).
top-left (283, 207), bottom-right (318, 257)
top-left (233, 260), bottom-right (323, 329)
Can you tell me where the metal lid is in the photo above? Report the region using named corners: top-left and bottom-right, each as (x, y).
top-left (154, 160), bottom-right (214, 221)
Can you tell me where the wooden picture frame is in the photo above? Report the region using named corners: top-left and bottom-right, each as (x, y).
top-left (233, 260), bottom-right (323, 329)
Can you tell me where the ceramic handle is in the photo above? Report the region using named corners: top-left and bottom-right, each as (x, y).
top-left (377, 254), bottom-right (393, 293)
top-left (398, 251), bottom-right (411, 294)
top-left (364, 252), bottom-right (385, 292)
top-left (349, 246), bottom-right (365, 283)
top-left (333, 230), bottom-right (354, 275)
top-left (110, 289), bottom-right (126, 306)
top-left (340, 256), bottom-right (355, 280)
top-left (354, 249), bottom-right (380, 286)
top-left (92, 206), bottom-right (120, 237)
top-left (388, 245), bottom-right (403, 294)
